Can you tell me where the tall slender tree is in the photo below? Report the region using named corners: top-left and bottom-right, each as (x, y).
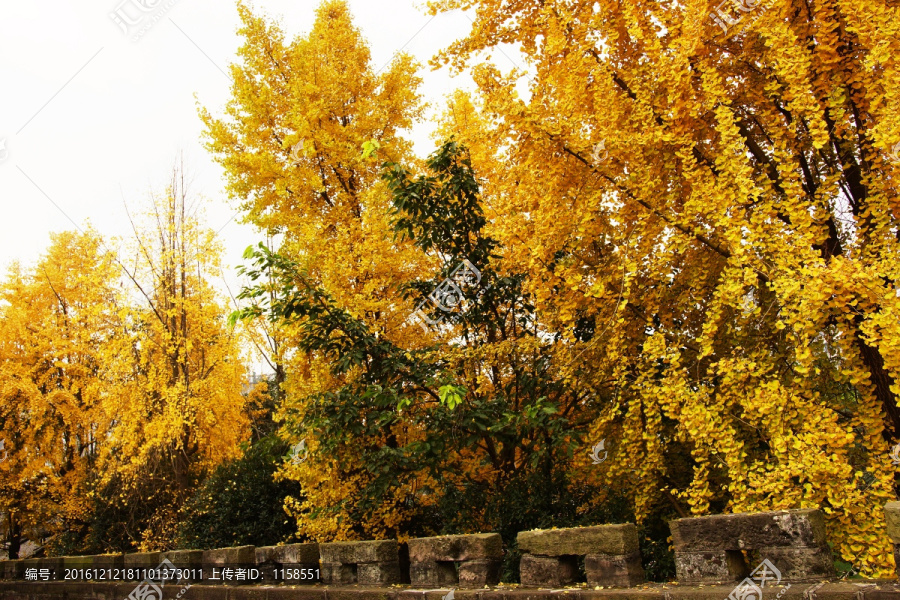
top-left (0, 230), bottom-right (120, 557)
top-left (202, 0), bottom-right (431, 540)
top-left (101, 164), bottom-right (250, 549)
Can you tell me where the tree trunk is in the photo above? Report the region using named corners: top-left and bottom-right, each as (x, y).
top-left (854, 321), bottom-right (900, 441)
top-left (5, 514), bottom-right (22, 560)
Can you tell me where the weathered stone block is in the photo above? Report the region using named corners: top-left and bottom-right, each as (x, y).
top-left (61, 556), bottom-right (93, 571)
top-left (255, 543), bottom-right (319, 566)
top-left (320, 540), bottom-right (399, 565)
top-left (161, 550), bottom-right (203, 570)
top-left (202, 545), bottom-right (256, 566)
top-left (674, 550), bottom-right (748, 583)
top-left (320, 561), bottom-right (357, 585)
top-left (358, 561), bottom-right (403, 585)
top-left (517, 524), bottom-right (639, 557)
top-left (408, 534), bottom-right (503, 563)
top-left (410, 560), bottom-right (458, 586)
top-left (124, 552), bottom-right (164, 578)
top-left (159, 551), bottom-right (203, 584)
top-left (759, 546), bottom-right (833, 581)
top-left (584, 552), bottom-right (645, 587)
top-left (1, 560), bottom-right (24, 581)
top-left (21, 557), bottom-right (41, 575)
top-left (886, 501), bottom-right (900, 544)
top-left (669, 509), bottom-right (827, 552)
top-left (519, 554), bottom-right (578, 587)
top-left (200, 546), bottom-right (256, 584)
top-left (93, 555), bottom-right (125, 570)
top-left (255, 543), bottom-right (320, 583)
top-left (33, 557), bottom-right (64, 578)
top-left (458, 559), bottom-right (501, 587)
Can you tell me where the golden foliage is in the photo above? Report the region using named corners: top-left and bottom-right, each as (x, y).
top-left (429, 0), bottom-right (900, 574)
top-left (0, 230), bottom-right (120, 546)
top-left (0, 169), bottom-right (251, 553)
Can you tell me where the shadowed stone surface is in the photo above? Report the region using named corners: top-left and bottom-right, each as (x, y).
top-left (255, 543), bottom-right (319, 566)
top-left (22, 557), bottom-right (63, 579)
top-left (458, 559), bottom-right (501, 587)
top-left (358, 562), bottom-right (403, 585)
top-left (200, 546), bottom-right (257, 585)
top-left (161, 550), bottom-right (203, 570)
top-left (517, 525), bottom-right (640, 556)
top-left (320, 541), bottom-right (399, 565)
top-left (321, 562), bottom-right (358, 585)
top-left (408, 534), bottom-right (503, 562)
top-left (519, 555), bottom-right (578, 587)
top-left (760, 546), bottom-right (835, 581)
top-left (0, 561), bottom-right (22, 581)
top-left (409, 561), bottom-right (457, 586)
top-left (674, 550), bottom-right (748, 583)
top-left (124, 552), bottom-right (163, 573)
top-left (585, 552), bottom-right (645, 587)
top-left (318, 541), bottom-right (406, 586)
top-left (61, 556), bottom-right (92, 571)
top-left (669, 509), bottom-right (826, 551)
top-left (92, 555), bottom-right (125, 570)
top-left (203, 546), bottom-right (256, 566)
top-left (256, 544), bottom-right (320, 583)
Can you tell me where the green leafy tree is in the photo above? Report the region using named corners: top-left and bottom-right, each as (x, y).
top-left (232, 141), bottom-right (675, 578)
top-left (175, 433), bottom-right (303, 550)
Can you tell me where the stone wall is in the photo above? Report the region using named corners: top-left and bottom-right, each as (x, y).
top-left (1, 506), bottom-right (899, 598)
top-left (0, 581), bottom-right (897, 599)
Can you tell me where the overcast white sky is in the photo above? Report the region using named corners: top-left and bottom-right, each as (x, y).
top-left (0, 0), bottom-right (493, 292)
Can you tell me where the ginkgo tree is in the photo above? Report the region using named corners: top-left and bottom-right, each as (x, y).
top-left (429, 0), bottom-right (900, 574)
top-left (0, 230), bottom-right (121, 557)
top-left (96, 165), bottom-right (251, 550)
top-left (201, 0), bottom-right (435, 541)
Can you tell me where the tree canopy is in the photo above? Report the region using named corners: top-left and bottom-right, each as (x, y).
top-left (216, 0), bottom-right (900, 576)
